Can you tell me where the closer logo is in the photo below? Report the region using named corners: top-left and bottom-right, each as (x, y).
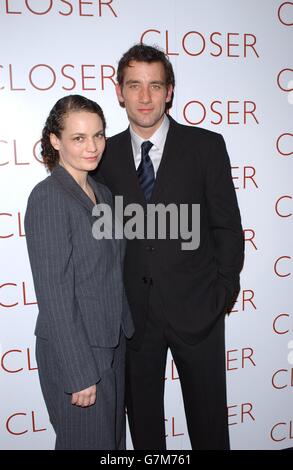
top-left (271, 316), bottom-right (293, 391)
top-left (230, 289), bottom-right (257, 313)
top-left (165, 359), bottom-right (179, 381)
top-left (3, 0), bottom-right (118, 17)
top-left (0, 64), bottom-right (116, 92)
top-left (0, 212), bottom-right (25, 238)
top-left (164, 417), bottom-right (185, 438)
top-left (228, 402), bottom-right (255, 426)
top-left (273, 313), bottom-right (292, 335)
top-left (277, 68), bottom-right (293, 93)
top-left (1, 348), bottom-right (37, 373)
top-left (275, 195), bottom-right (292, 217)
top-left (0, 281), bottom-right (37, 308)
top-left (276, 68), bottom-right (293, 107)
top-left (243, 229), bottom-right (257, 251)
top-left (0, 138), bottom-right (43, 165)
top-left (140, 30), bottom-right (259, 58)
top-left (272, 368), bottom-right (293, 389)
top-left (226, 347), bottom-right (256, 371)
top-left (270, 421), bottom-right (293, 442)
top-left (231, 166), bottom-right (258, 190)
top-left (276, 133), bottom-right (293, 156)
top-left (274, 256), bottom-right (292, 277)
top-left (277, 2), bottom-right (293, 26)
top-left (182, 100), bottom-right (259, 126)
top-left (5, 411), bottom-right (46, 435)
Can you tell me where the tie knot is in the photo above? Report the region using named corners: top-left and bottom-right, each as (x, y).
top-left (141, 141), bottom-right (153, 157)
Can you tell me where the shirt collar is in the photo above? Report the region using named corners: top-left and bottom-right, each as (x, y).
top-left (130, 114), bottom-right (170, 155)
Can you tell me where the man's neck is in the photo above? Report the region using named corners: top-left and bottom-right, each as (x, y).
top-left (130, 116), bottom-right (166, 140)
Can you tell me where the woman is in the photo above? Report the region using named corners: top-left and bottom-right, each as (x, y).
top-left (25, 94), bottom-right (134, 450)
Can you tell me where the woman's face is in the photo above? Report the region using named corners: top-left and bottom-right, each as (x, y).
top-left (50, 110), bottom-right (105, 177)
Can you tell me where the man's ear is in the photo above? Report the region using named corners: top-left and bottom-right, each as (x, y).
top-left (50, 133), bottom-right (60, 151)
top-left (165, 85), bottom-right (174, 104)
top-left (115, 83), bottom-right (125, 108)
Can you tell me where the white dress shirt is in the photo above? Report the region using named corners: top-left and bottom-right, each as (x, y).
top-left (130, 114), bottom-right (170, 176)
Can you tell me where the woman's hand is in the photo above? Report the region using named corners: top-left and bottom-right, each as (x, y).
top-left (71, 384), bottom-right (96, 407)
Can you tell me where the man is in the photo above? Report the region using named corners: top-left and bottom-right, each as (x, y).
top-left (94, 44), bottom-right (244, 450)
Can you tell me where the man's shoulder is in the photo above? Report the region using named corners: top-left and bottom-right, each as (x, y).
top-left (106, 128), bottom-right (130, 146)
top-left (170, 117), bottom-right (223, 143)
top-left (105, 118), bottom-right (225, 148)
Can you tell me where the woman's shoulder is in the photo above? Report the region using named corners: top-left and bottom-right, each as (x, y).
top-left (27, 173), bottom-right (65, 206)
top-left (25, 173), bottom-right (71, 232)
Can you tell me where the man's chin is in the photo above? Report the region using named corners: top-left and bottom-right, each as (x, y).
top-left (132, 116), bottom-right (163, 129)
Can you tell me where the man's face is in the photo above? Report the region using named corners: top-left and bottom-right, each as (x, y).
top-left (116, 60), bottom-right (173, 139)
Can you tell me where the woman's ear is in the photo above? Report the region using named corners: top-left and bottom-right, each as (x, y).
top-left (50, 133), bottom-right (60, 151)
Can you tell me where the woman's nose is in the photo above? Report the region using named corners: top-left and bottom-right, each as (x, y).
top-left (87, 138), bottom-right (97, 152)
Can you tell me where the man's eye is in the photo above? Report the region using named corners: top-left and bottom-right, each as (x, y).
top-left (74, 136), bottom-right (83, 142)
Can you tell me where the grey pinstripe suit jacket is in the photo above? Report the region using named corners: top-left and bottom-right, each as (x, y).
top-left (25, 164), bottom-right (134, 393)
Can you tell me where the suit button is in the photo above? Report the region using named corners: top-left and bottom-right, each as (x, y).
top-left (146, 245), bottom-right (155, 251)
top-left (142, 277), bottom-right (153, 285)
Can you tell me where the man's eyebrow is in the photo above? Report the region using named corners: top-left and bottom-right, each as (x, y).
top-left (150, 80), bottom-right (165, 85)
top-left (125, 79), bottom-right (140, 84)
top-left (125, 79), bottom-right (165, 85)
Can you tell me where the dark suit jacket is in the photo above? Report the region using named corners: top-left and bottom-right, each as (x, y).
top-left (25, 165), bottom-right (134, 393)
top-left (94, 116), bottom-right (244, 348)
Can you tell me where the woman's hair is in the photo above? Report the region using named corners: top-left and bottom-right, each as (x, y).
top-left (41, 94), bottom-right (106, 172)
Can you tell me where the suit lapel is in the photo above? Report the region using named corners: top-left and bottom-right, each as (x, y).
top-left (88, 175), bottom-right (108, 206)
top-left (149, 116), bottom-right (182, 203)
top-left (51, 164), bottom-right (104, 212)
top-left (115, 129), bottom-right (146, 206)
top-left (107, 118), bottom-right (183, 206)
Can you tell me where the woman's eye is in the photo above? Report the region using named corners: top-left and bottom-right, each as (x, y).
top-left (93, 134), bottom-right (103, 141)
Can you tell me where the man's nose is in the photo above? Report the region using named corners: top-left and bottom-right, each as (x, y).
top-left (139, 87), bottom-right (151, 103)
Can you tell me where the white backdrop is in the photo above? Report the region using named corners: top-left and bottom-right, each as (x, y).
top-left (0, 0), bottom-right (292, 450)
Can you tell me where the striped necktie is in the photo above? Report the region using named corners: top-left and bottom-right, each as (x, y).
top-left (137, 141), bottom-right (155, 202)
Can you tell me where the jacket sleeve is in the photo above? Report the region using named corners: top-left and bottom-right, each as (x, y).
top-left (25, 183), bottom-right (100, 393)
top-left (205, 134), bottom-right (244, 307)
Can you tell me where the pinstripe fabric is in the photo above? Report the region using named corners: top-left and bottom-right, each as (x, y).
top-left (25, 164), bottom-right (134, 450)
top-left (36, 335), bottom-right (126, 450)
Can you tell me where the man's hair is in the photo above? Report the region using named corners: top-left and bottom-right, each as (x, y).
top-left (117, 44), bottom-right (175, 109)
